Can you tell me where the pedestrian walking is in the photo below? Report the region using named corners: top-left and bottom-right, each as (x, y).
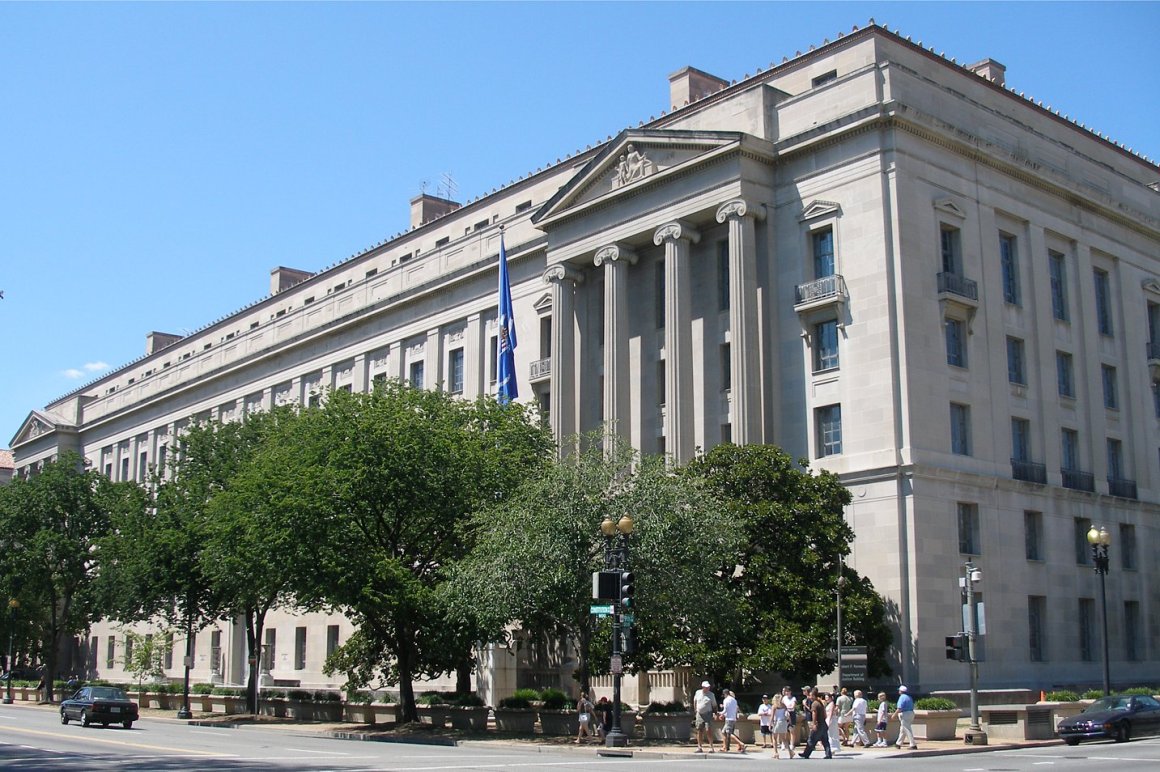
top-left (756, 694), bottom-right (774, 748)
top-left (836, 686), bottom-right (853, 745)
top-left (850, 689), bottom-right (872, 747)
top-left (692, 681), bottom-right (718, 753)
top-left (718, 689), bottom-right (748, 753)
top-left (772, 690), bottom-right (794, 759)
top-left (575, 691), bottom-right (595, 744)
top-left (892, 685), bottom-right (918, 750)
top-left (799, 688), bottom-right (833, 759)
top-left (873, 691), bottom-right (890, 746)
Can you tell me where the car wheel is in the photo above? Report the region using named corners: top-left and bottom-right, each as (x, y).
top-left (60, 710), bottom-right (69, 725)
top-left (1114, 722), bottom-right (1130, 743)
top-left (122, 720), bottom-right (133, 729)
top-left (80, 709), bottom-right (91, 727)
top-left (1063, 738), bottom-right (1080, 746)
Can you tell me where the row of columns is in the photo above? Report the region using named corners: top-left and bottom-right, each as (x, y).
top-left (544, 198), bottom-right (766, 462)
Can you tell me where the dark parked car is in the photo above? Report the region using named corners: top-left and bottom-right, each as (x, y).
top-left (1056, 694), bottom-right (1160, 745)
top-left (59, 686), bottom-right (139, 729)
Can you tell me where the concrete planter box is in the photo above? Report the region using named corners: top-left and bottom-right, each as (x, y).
top-left (343, 703), bottom-right (376, 724)
top-left (373, 703), bottom-right (399, 724)
top-left (285, 700), bottom-right (342, 721)
top-left (1040, 700), bottom-right (1086, 728)
top-left (641, 712), bottom-right (692, 740)
top-left (981, 703), bottom-right (1055, 740)
top-left (914, 709), bottom-right (959, 740)
top-left (259, 698), bottom-right (287, 717)
top-left (210, 695), bottom-right (247, 714)
top-left (416, 705), bottom-right (449, 727)
top-left (538, 709), bottom-right (578, 736)
top-left (710, 716), bottom-right (756, 745)
top-left (494, 708), bottom-right (537, 733)
top-left (447, 706), bottom-right (490, 731)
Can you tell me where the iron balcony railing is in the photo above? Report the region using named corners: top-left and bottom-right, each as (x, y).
top-left (1061, 468), bottom-right (1095, 492)
top-left (937, 271), bottom-right (979, 301)
top-left (794, 274), bottom-right (847, 305)
top-left (1011, 459), bottom-right (1047, 484)
top-left (1107, 477), bottom-right (1138, 500)
top-left (529, 357), bottom-right (551, 381)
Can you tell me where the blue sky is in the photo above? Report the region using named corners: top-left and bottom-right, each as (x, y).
top-left (2, 1), bottom-right (1158, 446)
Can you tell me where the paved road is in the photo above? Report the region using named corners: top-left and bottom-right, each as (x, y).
top-left (4, 703), bottom-right (1160, 770)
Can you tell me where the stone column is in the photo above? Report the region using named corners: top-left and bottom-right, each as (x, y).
top-left (716, 199), bottom-right (766, 445)
top-left (594, 244), bottom-right (637, 444)
top-left (653, 220), bottom-right (700, 463)
top-left (543, 263), bottom-right (585, 453)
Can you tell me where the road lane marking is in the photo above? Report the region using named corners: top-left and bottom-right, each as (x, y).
top-left (0, 725), bottom-right (232, 756)
top-left (284, 747), bottom-right (351, 755)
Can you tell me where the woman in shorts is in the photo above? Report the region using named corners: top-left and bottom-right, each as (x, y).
top-left (771, 694), bottom-right (793, 758)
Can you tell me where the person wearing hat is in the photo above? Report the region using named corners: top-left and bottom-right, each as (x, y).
top-left (892, 685), bottom-right (918, 750)
top-left (693, 681), bottom-right (719, 753)
top-left (756, 694), bottom-right (774, 748)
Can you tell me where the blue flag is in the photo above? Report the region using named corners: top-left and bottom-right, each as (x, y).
top-left (497, 231), bottom-right (518, 403)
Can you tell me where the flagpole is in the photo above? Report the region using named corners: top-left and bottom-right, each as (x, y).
top-left (496, 226), bottom-right (518, 404)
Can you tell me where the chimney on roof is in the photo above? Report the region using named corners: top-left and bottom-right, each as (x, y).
top-left (668, 66), bottom-right (729, 111)
top-left (270, 266), bottom-right (314, 295)
top-left (967, 58), bottom-right (1006, 87)
top-left (410, 193), bottom-right (461, 229)
top-left (146, 331), bottom-right (183, 356)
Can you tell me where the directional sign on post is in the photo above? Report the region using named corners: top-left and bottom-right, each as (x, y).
top-left (610, 654), bottom-right (623, 674)
top-left (590, 604), bottom-right (614, 616)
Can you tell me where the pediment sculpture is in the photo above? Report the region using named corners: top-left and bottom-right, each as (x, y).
top-left (612, 144), bottom-right (654, 187)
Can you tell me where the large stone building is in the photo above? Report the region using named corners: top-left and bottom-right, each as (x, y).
top-left (10, 24), bottom-right (1160, 698)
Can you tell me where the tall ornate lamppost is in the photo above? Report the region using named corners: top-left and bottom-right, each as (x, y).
top-left (599, 514), bottom-right (633, 748)
top-left (1086, 525), bottom-right (1112, 696)
top-left (2, 599), bottom-right (18, 705)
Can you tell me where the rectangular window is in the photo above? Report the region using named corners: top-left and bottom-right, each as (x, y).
top-left (813, 320), bottom-right (839, 371)
top-left (1120, 523), bottom-right (1137, 570)
top-left (120, 456), bottom-right (129, 482)
top-left (449, 349), bottom-right (465, 395)
top-left (813, 228), bottom-right (835, 278)
top-left (1101, 365), bottom-right (1118, 409)
top-left (409, 360), bottom-right (425, 390)
top-left (1012, 417), bottom-right (1031, 462)
top-left (1061, 428), bottom-right (1080, 472)
top-left (1007, 336), bottom-right (1026, 385)
top-left (950, 403), bottom-right (971, 455)
top-left (655, 261), bottom-right (666, 329)
top-left (263, 628), bottom-right (276, 671)
top-left (1093, 268), bottom-right (1113, 336)
top-left (721, 344), bottom-right (731, 391)
top-left (816, 404), bottom-right (842, 457)
top-left (657, 360), bottom-right (666, 406)
top-left (211, 630), bottom-right (222, 673)
top-left (717, 240), bottom-right (730, 311)
top-left (1125, 601), bottom-right (1141, 661)
top-left (940, 225), bottom-right (962, 275)
top-left (1056, 351), bottom-right (1075, 397)
top-left (1107, 438), bottom-right (1124, 482)
top-left (138, 451), bottom-right (148, 482)
top-left (124, 636), bottom-right (134, 665)
top-left (326, 625), bottom-right (340, 660)
top-left (1049, 250), bottom-right (1068, 321)
top-left (294, 627), bottom-right (307, 670)
top-left (1024, 510), bottom-right (1043, 561)
top-left (957, 502), bottom-right (980, 555)
top-left (945, 318), bottom-right (967, 367)
top-left (1028, 596), bottom-right (1047, 662)
top-left (488, 336), bottom-right (498, 385)
top-left (164, 632), bottom-right (174, 670)
top-left (1078, 598), bottom-right (1095, 662)
top-left (1074, 516), bottom-right (1093, 565)
top-left (106, 636), bottom-right (116, 669)
top-left (1000, 233), bottom-right (1020, 305)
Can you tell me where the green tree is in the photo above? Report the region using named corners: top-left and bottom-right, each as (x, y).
top-left (682, 443), bottom-right (893, 682)
top-left (259, 381), bottom-right (553, 722)
top-left (447, 434), bottom-right (741, 693)
top-left (121, 628), bottom-right (172, 691)
top-left (0, 452), bottom-right (142, 701)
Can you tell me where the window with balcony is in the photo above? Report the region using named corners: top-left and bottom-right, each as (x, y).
top-left (1107, 437), bottom-right (1124, 481)
top-left (1000, 233), bottom-right (1020, 305)
top-left (1093, 268), bottom-right (1113, 336)
top-left (957, 502), bottom-right (980, 555)
top-left (813, 319), bottom-right (839, 372)
top-left (1056, 351), bottom-right (1075, 398)
top-left (813, 227), bottom-right (834, 278)
top-left (940, 225), bottom-right (962, 275)
top-left (1049, 250), bottom-right (1069, 321)
top-left (815, 404), bottom-right (842, 457)
top-left (1007, 336), bottom-right (1026, 385)
top-left (950, 403), bottom-right (971, 456)
top-left (945, 318), bottom-right (967, 368)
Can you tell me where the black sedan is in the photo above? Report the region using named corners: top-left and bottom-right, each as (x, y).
top-left (1056, 694), bottom-right (1160, 745)
top-left (59, 686), bottom-right (139, 729)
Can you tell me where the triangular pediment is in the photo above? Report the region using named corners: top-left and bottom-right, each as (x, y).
top-left (533, 292), bottom-right (553, 314)
top-left (799, 200), bottom-right (842, 222)
top-left (933, 197), bottom-right (967, 220)
top-left (533, 129), bottom-right (746, 226)
top-left (10, 409), bottom-right (74, 448)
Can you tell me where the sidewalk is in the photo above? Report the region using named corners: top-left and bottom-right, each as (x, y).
top-left (10, 701), bottom-right (1063, 759)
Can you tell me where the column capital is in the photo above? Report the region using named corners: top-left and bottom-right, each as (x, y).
top-left (542, 263), bottom-right (586, 285)
top-left (593, 243), bottom-right (638, 268)
top-left (716, 198), bottom-right (767, 223)
top-left (653, 220), bottom-right (701, 246)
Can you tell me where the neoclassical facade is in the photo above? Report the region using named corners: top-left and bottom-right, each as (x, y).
top-left (11, 24), bottom-right (1160, 698)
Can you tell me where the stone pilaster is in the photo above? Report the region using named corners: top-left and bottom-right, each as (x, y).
top-left (543, 263), bottom-right (585, 454)
top-left (594, 244), bottom-right (638, 445)
top-left (653, 220), bottom-right (700, 463)
top-left (716, 198), bottom-right (766, 445)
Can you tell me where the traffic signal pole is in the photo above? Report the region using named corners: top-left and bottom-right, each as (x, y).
top-left (963, 562), bottom-right (987, 745)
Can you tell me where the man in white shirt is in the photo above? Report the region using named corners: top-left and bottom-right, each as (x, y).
top-left (781, 685), bottom-right (799, 752)
top-left (719, 689), bottom-right (748, 753)
top-left (693, 681), bottom-right (719, 753)
top-left (850, 689), bottom-right (871, 747)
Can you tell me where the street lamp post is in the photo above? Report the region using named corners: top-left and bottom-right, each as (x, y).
top-left (1087, 526), bottom-right (1112, 696)
top-left (963, 562), bottom-right (987, 745)
top-left (2, 599), bottom-right (18, 705)
top-left (176, 606), bottom-right (193, 719)
top-left (835, 568), bottom-right (847, 688)
top-left (600, 514), bottom-right (633, 748)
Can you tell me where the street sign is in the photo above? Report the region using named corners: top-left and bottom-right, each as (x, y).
top-left (840, 646), bottom-right (867, 657)
top-left (610, 654), bottom-right (623, 674)
top-left (622, 614), bottom-right (635, 625)
top-left (590, 604), bottom-right (614, 616)
top-left (842, 661), bottom-right (868, 682)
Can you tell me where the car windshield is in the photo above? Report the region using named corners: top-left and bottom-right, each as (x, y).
top-left (89, 687), bottom-right (128, 701)
top-left (1084, 696), bottom-right (1130, 713)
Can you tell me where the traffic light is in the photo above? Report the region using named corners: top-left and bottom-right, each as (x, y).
top-left (621, 626), bottom-right (638, 655)
top-left (592, 570), bottom-right (621, 600)
top-left (945, 633), bottom-right (968, 662)
top-left (619, 571), bottom-right (635, 607)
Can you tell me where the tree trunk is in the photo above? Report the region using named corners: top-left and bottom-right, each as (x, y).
top-left (396, 622), bottom-right (417, 722)
top-left (245, 611), bottom-right (265, 715)
top-left (454, 656), bottom-right (472, 694)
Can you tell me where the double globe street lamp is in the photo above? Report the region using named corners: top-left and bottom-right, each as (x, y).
top-left (599, 514), bottom-right (634, 748)
top-left (1086, 525), bottom-right (1112, 696)
top-left (2, 598), bottom-right (18, 705)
